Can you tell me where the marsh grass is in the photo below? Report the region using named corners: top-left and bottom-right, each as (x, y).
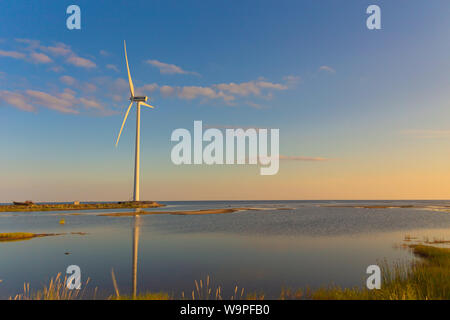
top-left (109, 274), bottom-right (245, 300)
top-left (0, 232), bottom-right (36, 241)
top-left (0, 232), bottom-right (64, 242)
top-left (0, 201), bottom-right (164, 212)
top-left (111, 292), bottom-right (171, 300)
top-left (10, 273), bottom-right (95, 300)
top-left (300, 245), bottom-right (450, 300)
top-left (0, 232), bottom-right (85, 242)
top-left (7, 245), bottom-right (450, 300)
top-left (179, 275), bottom-right (246, 300)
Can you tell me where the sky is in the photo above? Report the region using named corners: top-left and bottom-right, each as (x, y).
top-left (1, 0), bottom-right (450, 201)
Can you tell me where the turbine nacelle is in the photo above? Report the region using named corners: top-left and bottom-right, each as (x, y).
top-left (131, 96), bottom-right (148, 102)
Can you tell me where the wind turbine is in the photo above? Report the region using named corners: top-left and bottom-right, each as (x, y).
top-left (115, 40), bottom-right (155, 202)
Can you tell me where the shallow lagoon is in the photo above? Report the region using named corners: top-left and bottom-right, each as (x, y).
top-left (1, 200), bottom-right (450, 299)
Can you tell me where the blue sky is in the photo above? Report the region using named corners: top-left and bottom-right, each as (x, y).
top-left (1, 1), bottom-right (450, 201)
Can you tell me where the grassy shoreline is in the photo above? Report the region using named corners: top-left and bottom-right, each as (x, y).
top-left (1, 232), bottom-right (43, 242)
top-left (293, 244), bottom-right (450, 300)
top-left (8, 244), bottom-right (450, 300)
top-left (0, 232), bottom-right (87, 242)
top-left (0, 201), bottom-right (165, 212)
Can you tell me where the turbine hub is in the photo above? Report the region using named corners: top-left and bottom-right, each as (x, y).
top-left (133, 96), bottom-right (148, 102)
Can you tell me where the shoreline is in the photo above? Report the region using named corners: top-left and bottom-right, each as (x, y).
top-left (0, 232), bottom-right (87, 242)
top-left (0, 201), bottom-right (165, 212)
top-left (8, 244), bottom-right (450, 300)
top-left (98, 207), bottom-right (262, 217)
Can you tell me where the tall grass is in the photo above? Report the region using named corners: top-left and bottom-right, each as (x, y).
top-left (297, 245), bottom-right (450, 300)
top-left (0, 233), bottom-right (35, 241)
top-left (179, 275), bottom-right (246, 300)
top-left (111, 292), bottom-right (171, 300)
top-left (10, 273), bottom-right (95, 300)
top-left (8, 245), bottom-right (450, 300)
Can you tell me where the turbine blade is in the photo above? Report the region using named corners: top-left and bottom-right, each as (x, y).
top-left (140, 102), bottom-right (154, 109)
top-left (123, 40), bottom-right (135, 97)
top-left (115, 101), bottom-right (134, 146)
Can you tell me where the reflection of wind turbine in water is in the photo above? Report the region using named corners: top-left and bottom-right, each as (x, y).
top-left (131, 213), bottom-right (141, 298)
top-left (115, 40), bottom-right (155, 202)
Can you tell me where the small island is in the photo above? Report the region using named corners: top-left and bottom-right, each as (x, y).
top-left (0, 201), bottom-right (165, 212)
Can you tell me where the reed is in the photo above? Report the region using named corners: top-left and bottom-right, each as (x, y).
top-left (302, 245), bottom-right (450, 300)
top-left (0, 233), bottom-right (35, 241)
top-left (111, 292), bottom-right (171, 300)
top-left (7, 245), bottom-right (450, 300)
top-left (10, 273), bottom-right (94, 300)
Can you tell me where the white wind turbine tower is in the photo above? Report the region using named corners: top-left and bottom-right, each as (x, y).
top-left (115, 40), bottom-right (155, 202)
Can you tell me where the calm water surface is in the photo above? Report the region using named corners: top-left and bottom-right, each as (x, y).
top-left (1, 200), bottom-right (450, 299)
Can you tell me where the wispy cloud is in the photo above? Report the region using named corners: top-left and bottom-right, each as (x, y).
top-left (400, 130), bottom-right (450, 138)
top-left (59, 75), bottom-right (76, 86)
top-left (26, 89), bottom-right (79, 114)
top-left (82, 82), bottom-right (97, 93)
top-left (159, 85), bottom-right (174, 97)
top-left (42, 43), bottom-right (72, 56)
top-left (49, 66), bottom-right (64, 73)
top-left (279, 155), bottom-right (331, 161)
top-left (106, 64), bottom-right (119, 72)
top-left (251, 154), bottom-right (331, 164)
top-left (204, 124), bottom-right (264, 131)
top-left (30, 52), bottom-right (52, 64)
top-left (0, 48), bottom-right (53, 64)
top-left (283, 75), bottom-right (301, 86)
top-left (2, 39), bottom-right (296, 112)
top-left (0, 49), bottom-right (26, 59)
top-left (0, 90), bottom-right (35, 112)
top-left (145, 59), bottom-right (199, 75)
top-left (138, 83), bottom-right (159, 93)
top-left (79, 97), bottom-right (103, 110)
top-left (318, 65), bottom-right (336, 73)
top-left (215, 80), bottom-right (287, 98)
top-left (178, 86), bottom-right (233, 101)
top-left (131, 77), bottom-right (291, 105)
top-left (245, 101), bottom-right (266, 109)
top-left (4, 40), bottom-right (97, 69)
top-left (40, 41), bottom-right (96, 69)
top-left (15, 38), bottom-right (40, 49)
top-left (66, 55), bottom-right (96, 68)
top-left (59, 75), bottom-right (97, 95)
top-left (1, 87), bottom-right (115, 116)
